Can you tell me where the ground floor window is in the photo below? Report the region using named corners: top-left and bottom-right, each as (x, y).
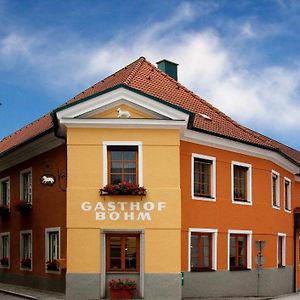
top-left (278, 233), bottom-right (286, 268)
top-left (45, 228), bottom-right (60, 272)
top-left (20, 230), bottom-right (32, 270)
top-left (106, 234), bottom-right (140, 272)
top-left (0, 233), bottom-right (9, 268)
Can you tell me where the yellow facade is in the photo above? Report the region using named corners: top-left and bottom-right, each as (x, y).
top-left (66, 128), bottom-right (182, 273)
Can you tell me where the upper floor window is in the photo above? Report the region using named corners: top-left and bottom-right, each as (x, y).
top-left (272, 171), bottom-right (280, 208)
top-left (192, 154), bottom-right (216, 201)
top-left (108, 146), bottom-right (138, 185)
top-left (232, 161), bottom-right (252, 205)
top-left (103, 142), bottom-right (143, 187)
top-left (0, 233), bottom-right (9, 268)
top-left (20, 169), bottom-right (32, 203)
top-left (284, 177), bottom-right (291, 212)
top-left (106, 234), bottom-right (140, 272)
top-left (0, 177), bottom-right (10, 207)
top-left (20, 230), bottom-right (32, 271)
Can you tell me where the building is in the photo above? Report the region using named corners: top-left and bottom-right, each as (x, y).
top-left (0, 57), bottom-right (300, 299)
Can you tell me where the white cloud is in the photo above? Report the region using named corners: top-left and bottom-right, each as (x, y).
top-left (0, 1), bottom-right (300, 142)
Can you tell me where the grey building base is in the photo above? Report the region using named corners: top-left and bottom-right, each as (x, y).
top-left (66, 273), bottom-right (100, 300)
top-left (66, 273), bottom-right (181, 300)
top-left (182, 267), bottom-right (293, 298)
top-left (0, 271), bottom-right (65, 293)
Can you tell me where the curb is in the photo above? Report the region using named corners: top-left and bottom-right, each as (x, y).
top-left (0, 288), bottom-right (39, 299)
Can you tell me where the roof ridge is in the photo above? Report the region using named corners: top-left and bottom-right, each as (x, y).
top-left (141, 58), bottom-right (272, 146)
top-left (66, 57), bottom-right (145, 104)
top-left (123, 56), bottom-right (145, 85)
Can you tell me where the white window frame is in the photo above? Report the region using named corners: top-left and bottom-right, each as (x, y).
top-left (20, 168), bottom-right (32, 204)
top-left (45, 227), bottom-right (61, 273)
top-left (102, 141), bottom-right (143, 186)
top-left (0, 232), bottom-right (10, 269)
top-left (228, 229), bottom-right (252, 270)
top-left (277, 233), bottom-right (286, 267)
top-left (271, 170), bottom-right (280, 209)
top-left (0, 177), bottom-right (10, 207)
top-left (191, 153), bottom-right (216, 201)
top-left (231, 161), bottom-right (252, 205)
top-left (284, 177), bottom-right (291, 213)
top-left (20, 230), bottom-right (32, 271)
top-left (188, 228), bottom-right (218, 271)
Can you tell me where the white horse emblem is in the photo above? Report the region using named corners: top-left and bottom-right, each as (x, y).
top-left (117, 108), bottom-right (131, 118)
top-left (41, 175), bottom-right (55, 185)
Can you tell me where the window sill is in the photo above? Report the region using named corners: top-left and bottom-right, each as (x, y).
top-left (20, 267), bottom-right (32, 272)
top-left (284, 209), bottom-right (292, 214)
top-left (106, 271), bottom-right (139, 274)
top-left (272, 205), bottom-right (280, 210)
top-left (192, 195), bottom-right (216, 202)
top-left (278, 265), bottom-right (286, 269)
top-left (191, 268), bottom-right (215, 272)
top-left (46, 269), bottom-right (61, 274)
top-left (232, 200), bottom-right (252, 206)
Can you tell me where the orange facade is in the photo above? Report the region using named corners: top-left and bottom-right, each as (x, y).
top-left (181, 140), bottom-right (298, 272)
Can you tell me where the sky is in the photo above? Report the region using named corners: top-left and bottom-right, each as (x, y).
top-left (0, 0), bottom-right (300, 150)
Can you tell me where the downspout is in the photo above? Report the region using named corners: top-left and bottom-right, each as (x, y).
top-left (294, 212), bottom-right (296, 293)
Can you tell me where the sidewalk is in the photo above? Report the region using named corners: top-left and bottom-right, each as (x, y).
top-left (0, 282), bottom-right (65, 299)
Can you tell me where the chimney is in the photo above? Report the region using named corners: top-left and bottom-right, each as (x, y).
top-left (156, 59), bottom-right (178, 81)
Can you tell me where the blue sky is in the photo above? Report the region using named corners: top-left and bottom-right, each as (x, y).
top-left (1, 0), bottom-right (300, 149)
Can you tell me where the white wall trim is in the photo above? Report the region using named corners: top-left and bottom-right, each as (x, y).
top-left (277, 233), bottom-right (286, 267)
top-left (231, 161), bottom-right (252, 205)
top-left (56, 87), bottom-right (190, 122)
top-left (20, 230), bottom-right (32, 271)
top-left (0, 176), bottom-right (10, 207)
top-left (191, 153), bottom-right (216, 201)
top-left (0, 232), bottom-right (10, 269)
top-left (228, 229), bottom-right (252, 270)
top-left (45, 227), bottom-right (61, 274)
top-left (271, 170), bottom-right (280, 209)
top-left (182, 130), bottom-right (300, 174)
top-left (188, 228), bottom-right (218, 271)
top-left (102, 141), bottom-right (143, 186)
top-left (284, 177), bottom-right (292, 213)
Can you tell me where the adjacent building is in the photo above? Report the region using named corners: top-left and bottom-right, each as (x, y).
top-left (0, 57), bottom-right (300, 299)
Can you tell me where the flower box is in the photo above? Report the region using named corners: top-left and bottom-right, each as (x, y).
top-left (109, 279), bottom-right (136, 300)
top-left (0, 257), bottom-right (9, 267)
top-left (100, 182), bottom-right (146, 196)
top-left (15, 201), bottom-right (32, 213)
top-left (20, 258), bottom-right (31, 269)
top-left (0, 205), bottom-right (10, 217)
top-left (46, 260), bottom-right (59, 271)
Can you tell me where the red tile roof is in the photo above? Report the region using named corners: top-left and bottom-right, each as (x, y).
top-left (1, 56), bottom-right (300, 166)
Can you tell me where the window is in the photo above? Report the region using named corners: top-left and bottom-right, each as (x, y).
top-left (189, 228), bottom-right (217, 271)
top-left (20, 169), bottom-right (32, 203)
top-left (0, 177), bottom-right (10, 207)
top-left (232, 161), bottom-right (252, 205)
top-left (278, 233), bottom-right (286, 267)
top-left (106, 234), bottom-right (140, 272)
top-left (228, 230), bottom-right (252, 270)
top-left (284, 177), bottom-right (291, 212)
top-left (45, 228), bottom-right (60, 272)
top-left (272, 171), bottom-right (280, 208)
top-left (20, 230), bottom-right (32, 270)
top-left (108, 146), bottom-right (138, 185)
top-left (0, 233), bottom-right (9, 268)
top-left (103, 142), bottom-right (143, 186)
top-left (192, 154), bottom-right (216, 201)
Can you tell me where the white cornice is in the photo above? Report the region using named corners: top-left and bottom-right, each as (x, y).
top-left (59, 118), bottom-right (187, 130)
top-left (0, 132), bottom-right (64, 172)
top-left (182, 129), bottom-right (300, 174)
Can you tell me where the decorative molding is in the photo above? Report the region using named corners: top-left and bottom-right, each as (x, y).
top-left (182, 130), bottom-right (300, 174)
